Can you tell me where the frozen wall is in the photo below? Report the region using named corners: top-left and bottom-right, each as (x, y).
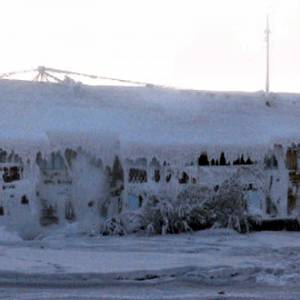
top-left (0, 80), bottom-right (299, 235)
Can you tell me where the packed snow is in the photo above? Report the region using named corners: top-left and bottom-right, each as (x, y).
top-left (0, 228), bottom-right (299, 299)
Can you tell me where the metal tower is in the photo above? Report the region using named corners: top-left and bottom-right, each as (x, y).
top-left (265, 15), bottom-right (271, 93)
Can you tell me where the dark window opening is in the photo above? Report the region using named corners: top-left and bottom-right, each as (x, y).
top-left (128, 168), bottom-right (147, 183)
top-left (128, 168), bottom-right (134, 182)
top-left (272, 155), bottom-right (278, 168)
top-left (21, 195), bottom-right (29, 205)
top-left (0, 207), bottom-right (4, 216)
top-left (165, 173), bottom-right (172, 182)
top-left (154, 169), bottom-right (160, 182)
top-left (245, 157), bottom-right (253, 165)
top-left (233, 158), bottom-right (240, 165)
top-left (240, 155), bottom-right (246, 165)
top-left (233, 154), bottom-right (252, 166)
top-left (3, 166), bottom-right (21, 183)
top-left (140, 170), bottom-right (147, 183)
top-left (138, 195), bottom-right (143, 207)
top-left (88, 201), bottom-right (94, 207)
top-left (214, 185), bottom-right (219, 192)
top-left (219, 152), bottom-right (227, 166)
top-left (286, 149), bottom-right (297, 170)
top-left (179, 172), bottom-right (189, 184)
top-left (198, 153), bottom-right (209, 166)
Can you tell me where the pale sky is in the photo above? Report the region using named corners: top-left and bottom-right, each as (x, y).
top-left (0, 0), bottom-right (300, 92)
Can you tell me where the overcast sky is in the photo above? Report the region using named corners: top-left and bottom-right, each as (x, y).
top-left (0, 0), bottom-right (299, 92)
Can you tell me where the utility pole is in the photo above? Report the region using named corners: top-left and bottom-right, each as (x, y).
top-left (265, 15), bottom-right (270, 94)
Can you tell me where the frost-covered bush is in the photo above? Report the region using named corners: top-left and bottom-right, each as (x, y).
top-left (210, 176), bottom-right (249, 233)
top-left (101, 216), bottom-right (126, 236)
top-left (140, 195), bottom-right (179, 235)
top-left (173, 185), bottom-right (215, 232)
top-left (137, 180), bottom-right (249, 234)
top-left (100, 210), bottom-right (144, 235)
top-left (102, 176), bottom-right (250, 236)
top-left (102, 186), bottom-right (215, 235)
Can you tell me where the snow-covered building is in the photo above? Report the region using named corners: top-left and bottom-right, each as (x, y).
top-left (0, 78), bottom-right (300, 231)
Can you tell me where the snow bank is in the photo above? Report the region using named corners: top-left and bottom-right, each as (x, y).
top-left (0, 79), bottom-right (299, 161)
top-left (0, 226), bottom-right (22, 242)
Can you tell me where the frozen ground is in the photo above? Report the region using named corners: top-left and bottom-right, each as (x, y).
top-left (0, 229), bottom-right (299, 299)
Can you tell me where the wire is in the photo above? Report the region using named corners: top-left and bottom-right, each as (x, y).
top-left (0, 66), bottom-right (176, 89)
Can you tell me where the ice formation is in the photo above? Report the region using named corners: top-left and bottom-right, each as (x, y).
top-left (0, 79), bottom-right (300, 235)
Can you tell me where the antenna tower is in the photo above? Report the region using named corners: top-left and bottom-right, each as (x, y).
top-left (265, 15), bottom-right (271, 93)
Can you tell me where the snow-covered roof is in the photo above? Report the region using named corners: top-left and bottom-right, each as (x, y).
top-left (0, 79), bottom-right (300, 161)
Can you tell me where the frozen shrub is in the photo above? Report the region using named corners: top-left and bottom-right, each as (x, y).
top-left (139, 178), bottom-right (250, 234)
top-left (210, 176), bottom-right (249, 233)
top-left (102, 176), bottom-right (250, 236)
top-left (175, 185), bottom-right (215, 231)
top-left (101, 216), bottom-right (126, 236)
top-left (101, 211), bottom-right (144, 235)
top-left (139, 195), bottom-right (175, 234)
top-left (119, 211), bottom-right (144, 233)
top-left (135, 185), bottom-right (215, 234)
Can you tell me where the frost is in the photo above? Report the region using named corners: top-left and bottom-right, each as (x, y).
top-left (209, 176), bottom-right (249, 233)
top-left (103, 178), bottom-right (251, 235)
top-left (0, 80), bottom-right (298, 237)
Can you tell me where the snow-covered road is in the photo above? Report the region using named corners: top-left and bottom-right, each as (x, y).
top-left (0, 229), bottom-right (300, 299)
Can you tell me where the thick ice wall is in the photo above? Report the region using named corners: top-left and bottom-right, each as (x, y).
top-left (0, 80), bottom-right (299, 234)
top-left (70, 152), bottom-right (107, 232)
top-left (46, 131), bottom-right (121, 166)
top-left (0, 157), bottom-right (40, 238)
top-left (124, 146), bottom-right (291, 219)
top-left (285, 145), bottom-right (300, 216)
top-left (35, 149), bottom-right (111, 229)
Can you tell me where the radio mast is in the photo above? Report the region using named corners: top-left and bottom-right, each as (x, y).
top-left (265, 15), bottom-right (270, 94)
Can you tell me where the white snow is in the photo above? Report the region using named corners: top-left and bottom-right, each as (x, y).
top-left (0, 229), bottom-right (299, 299)
top-left (0, 79), bottom-right (300, 161)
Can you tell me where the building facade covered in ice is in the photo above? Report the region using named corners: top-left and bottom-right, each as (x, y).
top-left (0, 78), bottom-right (300, 233)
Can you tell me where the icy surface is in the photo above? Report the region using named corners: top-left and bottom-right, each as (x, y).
top-left (1, 79), bottom-right (300, 161)
top-left (0, 229), bottom-right (300, 299)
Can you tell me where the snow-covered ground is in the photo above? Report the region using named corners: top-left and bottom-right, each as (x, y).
top-left (0, 228), bottom-right (300, 299)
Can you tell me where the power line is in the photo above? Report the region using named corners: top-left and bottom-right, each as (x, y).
top-left (0, 66), bottom-right (175, 89)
